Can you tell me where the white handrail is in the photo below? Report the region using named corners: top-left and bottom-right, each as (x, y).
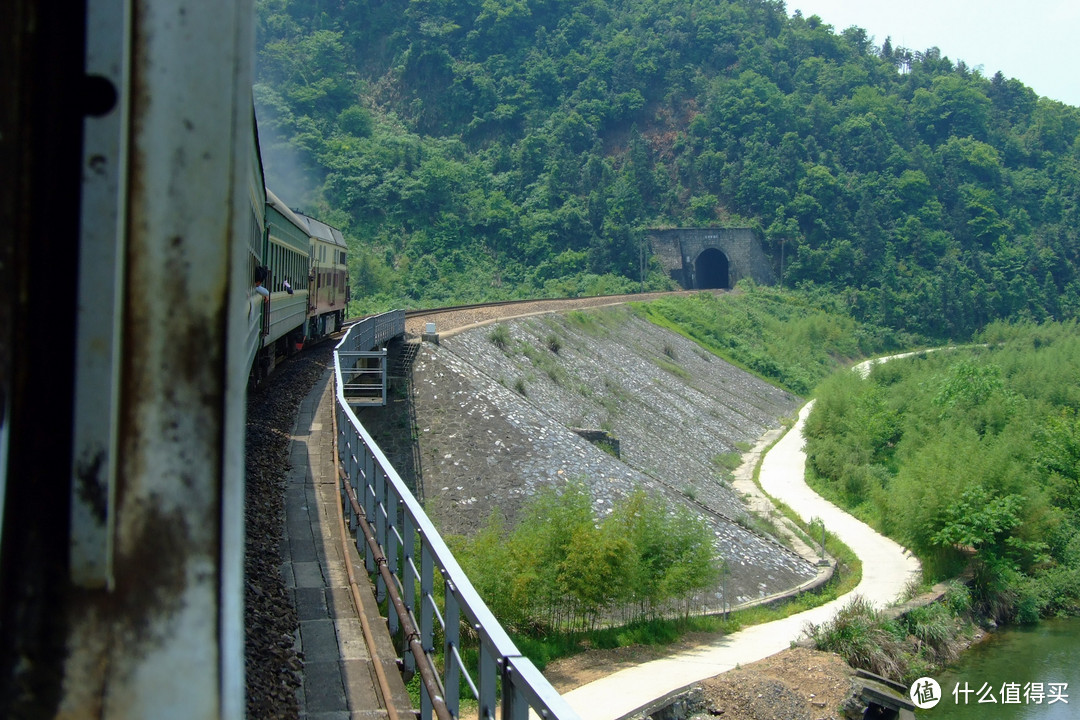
top-left (333, 312), bottom-right (580, 720)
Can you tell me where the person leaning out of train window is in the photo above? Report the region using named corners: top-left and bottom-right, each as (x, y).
top-left (254, 266), bottom-right (270, 299)
top-left (283, 277), bottom-right (293, 295)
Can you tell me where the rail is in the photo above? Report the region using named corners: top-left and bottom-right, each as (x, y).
top-left (333, 311), bottom-right (580, 720)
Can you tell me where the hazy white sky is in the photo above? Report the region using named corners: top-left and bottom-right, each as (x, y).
top-left (787, 0), bottom-right (1080, 107)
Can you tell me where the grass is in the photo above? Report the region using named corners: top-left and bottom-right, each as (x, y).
top-left (599, 377), bottom-right (631, 418)
top-left (655, 357), bottom-right (692, 380)
top-left (633, 288), bottom-right (900, 395)
top-left (595, 438), bottom-right (619, 458)
top-left (711, 451), bottom-right (743, 482)
top-left (565, 306), bottom-right (632, 337)
top-left (521, 341), bottom-right (566, 385)
top-left (512, 565), bottom-right (858, 672)
top-left (489, 323), bottom-right (511, 350)
top-left (566, 309), bottom-right (607, 337)
top-left (805, 592), bottom-right (972, 683)
top-left (735, 511), bottom-right (789, 547)
top-left (804, 596), bottom-right (906, 679)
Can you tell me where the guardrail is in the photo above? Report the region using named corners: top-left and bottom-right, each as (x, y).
top-left (336, 310), bottom-right (404, 406)
top-left (333, 311), bottom-right (580, 720)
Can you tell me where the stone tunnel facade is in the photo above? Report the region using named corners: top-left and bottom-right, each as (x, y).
top-left (650, 227), bottom-right (776, 289)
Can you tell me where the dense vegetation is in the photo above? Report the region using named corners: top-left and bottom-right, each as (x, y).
top-left (448, 484), bottom-right (719, 634)
top-left (804, 321), bottom-right (1080, 623)
top-left (636, 285), bottom-right (908, 394)
top-left (447, 475), bottom-right (863, 669)
top-left (256, 0), bottom-right (1080, 335)
top-left (254, 0), bottom-right (1080, 673)
top-left (806, 587), bottom-right (973, 683)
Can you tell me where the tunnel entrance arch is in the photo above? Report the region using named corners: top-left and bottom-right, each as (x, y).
top-left (695, 248), bottom-right (730, 289)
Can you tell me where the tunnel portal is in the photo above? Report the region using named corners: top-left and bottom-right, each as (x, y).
top-left (694, 248), bottom-right (730, 289)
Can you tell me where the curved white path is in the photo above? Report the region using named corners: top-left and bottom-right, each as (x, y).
top-left (562, 401), bottom-right (921, 720)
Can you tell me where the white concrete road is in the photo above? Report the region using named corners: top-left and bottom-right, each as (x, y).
top-left (562, 401), bottom-right (922, 720)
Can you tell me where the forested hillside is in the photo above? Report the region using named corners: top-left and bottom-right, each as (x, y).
top-left (805, 322), bottom-right (1080, 623)
top-left (255, 0), bottom-right (1080, 337)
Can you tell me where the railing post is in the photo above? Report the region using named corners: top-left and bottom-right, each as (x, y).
top-left (444, 586), bottom-right (461, 718)
top-left (375, 468), bottom-right (388, 559)
top-left (402, 514), bottom-right (417, 678)
top-left (420, 543), bottom-right (435, 719)
top-left (381, 347), bottom-right (388, 404)
top-left (347, 425), bottom-right (358, 533)
top-left (364, 446), bottom-right (379, 582)
top-left (386, 485), bottom-right (400, 636)
top-left (479, 642), bottom-right (497, 719)
top-left (339, 406), bottom-right (354, 532)
top-left (502, 663), bottom-right (528, 720)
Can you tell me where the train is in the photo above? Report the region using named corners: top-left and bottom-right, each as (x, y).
top-left (253, 187), bottom-right (350, 384)
top-left (0, 1), bottom-right (349, 716)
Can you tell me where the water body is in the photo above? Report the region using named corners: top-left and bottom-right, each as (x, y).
top-left (921, 617), bottom-right (1080, 718)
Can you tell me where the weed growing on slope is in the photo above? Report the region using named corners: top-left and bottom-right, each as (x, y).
top-left (489, 324), bottom-right (511, 350)
top-left (521, 342), bottom-right (566, 385)
top-left (655, 357), bottom-right (692, 381)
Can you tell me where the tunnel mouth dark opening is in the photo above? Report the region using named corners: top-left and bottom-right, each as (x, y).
top-left (695, 248), bottom-right (730, 289)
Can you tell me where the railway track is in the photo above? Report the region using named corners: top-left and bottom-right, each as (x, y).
top-left (403, 287), bottom-right (725, 318)
top-left (397, 288), bottom-right (727, 337)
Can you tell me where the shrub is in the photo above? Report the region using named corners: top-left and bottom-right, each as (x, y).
top-left (489, 324), bottom-right (510, 349)
top-left (546, 334), bottom-right (562, 353)
top-left (902, 603), bottom-right (958, 663)
top-left (805, 595), bottom-right (905, 679)
top-left (942, 580), bottom-right (973, 616)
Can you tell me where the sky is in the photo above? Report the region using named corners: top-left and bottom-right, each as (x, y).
top-left (786, 0), bottom-right (1080, 107)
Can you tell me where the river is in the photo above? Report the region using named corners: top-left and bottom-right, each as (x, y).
top-left (919, 616), bottom-right (1080, 718)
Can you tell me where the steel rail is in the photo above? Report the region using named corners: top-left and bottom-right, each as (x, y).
top-left (339, 463), bottom-right (453, 720)
top-left (330, 401), bottom-right (405, 720)
top-left (400, 288), bottom-right (725, 319)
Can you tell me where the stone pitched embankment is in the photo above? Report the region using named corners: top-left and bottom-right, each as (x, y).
top-left (404, 306), bottom-right (816, 606)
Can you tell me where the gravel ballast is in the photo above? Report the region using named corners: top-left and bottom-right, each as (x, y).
top-left (244, 346), bottom-right (333, 719)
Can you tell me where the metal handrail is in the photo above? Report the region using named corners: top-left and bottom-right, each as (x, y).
top-left (333, 312), bottom-right (580, 720)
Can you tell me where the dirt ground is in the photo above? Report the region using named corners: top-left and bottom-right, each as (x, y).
top-left (697, 647), bottom-right (857, 720)
top-left (547, 645), bottom-right (857, 720)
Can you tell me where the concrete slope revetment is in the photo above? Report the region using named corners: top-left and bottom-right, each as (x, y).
top-left (562, 401), bottom-right (922, 720)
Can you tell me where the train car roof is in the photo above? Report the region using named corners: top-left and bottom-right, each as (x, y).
top-left (295, 211), bottom-right (347, 249)
top-left (265, 187), bottom-right (309, 235)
